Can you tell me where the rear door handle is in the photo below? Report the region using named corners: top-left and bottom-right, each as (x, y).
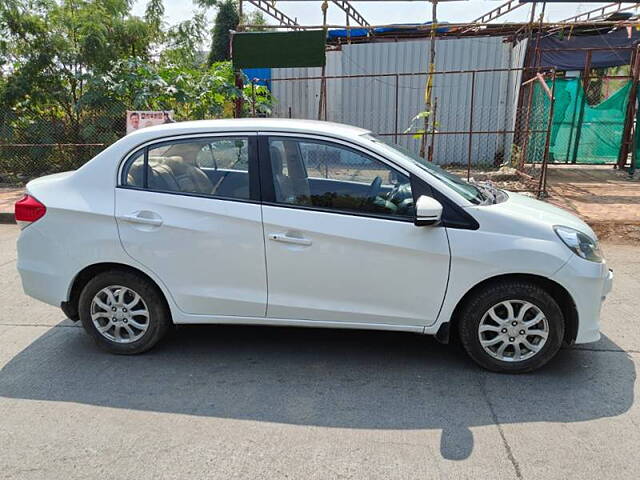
top-left (119, 213), bottom-right (163, 227)
top-left (268, 233), bottom-right (312, 246)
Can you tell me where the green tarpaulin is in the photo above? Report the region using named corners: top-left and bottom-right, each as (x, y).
top-left (232, 30), bottom-right (326, 69)
top-left (529, 78), bottom-right (631, 164)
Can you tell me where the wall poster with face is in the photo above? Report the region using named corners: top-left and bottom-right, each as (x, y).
top-left (126, 111), bottom-right (175, 134)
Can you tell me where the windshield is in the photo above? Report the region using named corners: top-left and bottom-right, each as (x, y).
top-left (363, 134), bottom-right (486, 205)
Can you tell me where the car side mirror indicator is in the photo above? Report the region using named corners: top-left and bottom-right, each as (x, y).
top-left (414, 195), bottom-right (443, 226)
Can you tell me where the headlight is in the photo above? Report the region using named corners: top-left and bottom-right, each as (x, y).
top-left (554, 226), bottom-right (603, 262)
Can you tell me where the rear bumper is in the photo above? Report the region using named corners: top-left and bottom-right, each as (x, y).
top-left (552, 255), bottom-right (613, 344)
top-left (17, 225), bottom-right (70, 307)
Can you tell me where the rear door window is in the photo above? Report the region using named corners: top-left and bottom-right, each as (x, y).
top-left (121, 137), bottom-right (253, 200)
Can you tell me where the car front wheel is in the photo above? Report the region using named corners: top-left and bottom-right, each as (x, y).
top-left (78, 270), bottom-right (171, 354)
top-left (458, 280), bottom-right (565, 373)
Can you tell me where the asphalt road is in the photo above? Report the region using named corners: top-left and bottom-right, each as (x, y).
top-left (0, 223), bottom-right (638, 479)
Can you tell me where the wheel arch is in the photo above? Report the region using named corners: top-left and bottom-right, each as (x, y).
top-left (62, 262), bottom-right (172, 322)
top-left (446, 273), bottom-right (578, 345)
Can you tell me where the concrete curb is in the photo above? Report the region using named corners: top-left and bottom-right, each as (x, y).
top-left (0, 212), bottom-right (16, 224)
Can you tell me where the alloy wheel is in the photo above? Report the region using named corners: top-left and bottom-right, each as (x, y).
top-left (477, 300), bottom-right (549, 362)
top-left (90, 285), bottom-right (150, 344)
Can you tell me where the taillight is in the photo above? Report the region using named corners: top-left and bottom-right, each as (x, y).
top-left (15, 194), bottom-right (47, 228)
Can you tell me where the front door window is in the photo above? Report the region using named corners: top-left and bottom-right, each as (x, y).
top-left (267, 138), bottom-right (415, 219)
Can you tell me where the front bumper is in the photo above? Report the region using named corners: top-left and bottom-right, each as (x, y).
top-left (552, 255), bottom-right (613, 344)
top-left (603, 268), bottom-right (614, 297)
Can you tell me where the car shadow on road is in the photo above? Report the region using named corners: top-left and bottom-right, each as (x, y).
top-left (0, 322), bottom-right (635, 461)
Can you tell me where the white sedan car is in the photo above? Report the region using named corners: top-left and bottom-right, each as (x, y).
top-left (15, 119), bottom-right (612, 373)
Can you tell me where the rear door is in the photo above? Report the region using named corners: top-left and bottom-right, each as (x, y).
top-left (259, 134), bottom-right (450, 327)
top-left (115, 134), bottom-right (267, 317)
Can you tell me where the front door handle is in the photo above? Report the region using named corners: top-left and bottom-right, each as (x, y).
top-left (268, 233), bottom-right (312, 246)
top-left (119, 212), bottom-right (163, 227)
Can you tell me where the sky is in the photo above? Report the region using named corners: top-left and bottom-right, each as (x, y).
top-left (131, 1), bottom-right (633, 27)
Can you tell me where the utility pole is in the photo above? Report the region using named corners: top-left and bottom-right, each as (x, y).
top-left (420, 0), bottom-right (437, 160)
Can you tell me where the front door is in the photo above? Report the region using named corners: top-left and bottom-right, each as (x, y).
top-left (115, 134), bottom-right (267, 317)
top-left (260, 135), bottom-right (450, 327)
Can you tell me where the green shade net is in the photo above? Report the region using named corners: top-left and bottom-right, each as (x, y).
top-left (232, 30), bottom-right (326, 69)
top-left (528, 78), bottom-right (631, 164)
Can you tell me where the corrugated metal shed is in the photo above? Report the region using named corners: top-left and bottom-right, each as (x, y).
top-left (270, 37), bottom-right (527, 165)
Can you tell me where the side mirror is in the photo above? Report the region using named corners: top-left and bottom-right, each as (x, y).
top-left (415, 195), bottom-right (443, 226)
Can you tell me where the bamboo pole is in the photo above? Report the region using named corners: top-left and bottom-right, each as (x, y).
top-left (538, 69), bottom-right (556, 198)
top-left (420, 0), bottom-right (437, 161)
top-left (318, 0), bottom-right (329, 120)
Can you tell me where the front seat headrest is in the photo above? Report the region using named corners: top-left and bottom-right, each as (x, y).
top-left (270, 145), bottom-right (284, 174)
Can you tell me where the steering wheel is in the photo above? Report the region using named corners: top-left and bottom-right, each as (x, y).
top-left (386, 181), bottom-right (402, 203)
top-left (366, 176), bottom-right (383, 202)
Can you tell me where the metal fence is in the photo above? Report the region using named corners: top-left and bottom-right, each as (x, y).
top-left (1, 67), bottom-right (556, 195)
top-left (263, 67), bottom-right (555, 195)
top-left (0, 106), bottom-right (127, 184)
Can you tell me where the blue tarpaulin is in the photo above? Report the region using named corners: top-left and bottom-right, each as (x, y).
top-left (328, 22), bottom-right (450, 40)
top-left (529, 29), bottom-right (640, 70)
top-left (243, 68), bottom-right (271, 88)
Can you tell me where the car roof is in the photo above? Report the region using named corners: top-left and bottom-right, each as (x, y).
top-left (127, 118), bottom-right (371, 142)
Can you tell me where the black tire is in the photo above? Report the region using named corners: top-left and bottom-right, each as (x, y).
top-left (458, 280), bottom-right (564, 373)
top-left (78, 270), bottom-right (171, 354)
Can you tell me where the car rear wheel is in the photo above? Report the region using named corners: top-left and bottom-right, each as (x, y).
top-left (79, 270), bottom-right (171, 354)
top-left (458, 280), bottom-right (565, 373)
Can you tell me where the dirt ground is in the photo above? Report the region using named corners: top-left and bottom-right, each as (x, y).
top-left (545, 165), bottom-right (640, 243)
top-left (462, 164), bottom-right (639, 244)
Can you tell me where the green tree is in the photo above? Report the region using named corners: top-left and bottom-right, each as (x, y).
top-left (0, 0), bottom-right (273, 181)
top-left (161, 12), bottom-right (208, 68)
top-left (0, 0), bottom-right (157, 125)
top-left (144, 0), bottom-right (165, 34)
top-left (0, 0), bottom-right (159, 177)
top-left (195, 1), bottom-right (266, 61)
top-left (208, 0), bottom-right (239, 65)
top-left (89, 58), bottom-right (269, 118)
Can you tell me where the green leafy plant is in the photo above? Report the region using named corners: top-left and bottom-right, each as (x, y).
top-left (404, 110), bottom-right (438, 139)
